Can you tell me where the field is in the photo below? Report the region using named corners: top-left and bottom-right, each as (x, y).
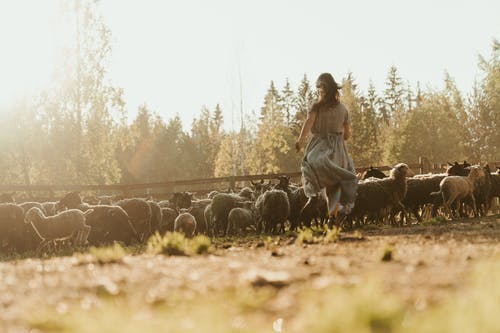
top-left (1, 215), bottom-right (499, 333)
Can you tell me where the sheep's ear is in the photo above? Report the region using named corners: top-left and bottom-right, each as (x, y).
top-left (447, 162), bottom-right (453, 166)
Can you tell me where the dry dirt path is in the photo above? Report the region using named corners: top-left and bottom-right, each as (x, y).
top-left (0, 215), bottom-right (499, 332)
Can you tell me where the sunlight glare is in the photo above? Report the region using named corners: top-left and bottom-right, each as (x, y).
top-left (0, 1), bottom-right (64, 108)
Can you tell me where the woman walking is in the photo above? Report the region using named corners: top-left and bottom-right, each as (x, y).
top-left (295, 72), bottom-right (358, 225)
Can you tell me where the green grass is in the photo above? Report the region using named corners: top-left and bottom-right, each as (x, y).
top-left (381, 243), bottom-right (395, 262)
top-left (146, 232), bottom-right (213, 256)
top-left (88, 243), bottom-right (127, 264)
top-left (295, 226), bottom-right (340, 245)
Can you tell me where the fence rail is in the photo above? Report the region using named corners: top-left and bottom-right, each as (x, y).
top-left (1, 158), bottom-right (499, 199)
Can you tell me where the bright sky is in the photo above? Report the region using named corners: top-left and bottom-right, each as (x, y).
top-left (0, 0), bottom-right (499, 130)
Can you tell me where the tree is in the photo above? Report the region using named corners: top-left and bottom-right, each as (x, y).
top-left (469, 39), bottom-right (500, 161)
top-left (37, 0), bottom-right (122, 184)
top-left (383, 65), bottom-right (406, 127)
top-left (341, 73), bottom-right (365, 166)
top-left (247, 81), bottom-right (291, 174)
top-left (360, 82), bottom-right (383, 165)
top-left (292, 74), bottom-right (315, 137)
top-left (279, 78), bottom-right (295, 126)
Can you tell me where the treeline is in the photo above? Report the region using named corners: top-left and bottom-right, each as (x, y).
top-left (0, 1), bottom-right (498, 186)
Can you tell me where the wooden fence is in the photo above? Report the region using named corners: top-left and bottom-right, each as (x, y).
top-left (1, 158), bottom-right (499, 200)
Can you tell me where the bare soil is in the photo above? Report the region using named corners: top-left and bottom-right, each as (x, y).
top-left (1, 215), bottom-right (499, 332)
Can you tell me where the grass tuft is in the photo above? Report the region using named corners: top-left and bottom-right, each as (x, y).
top-left (89, 243), bottom-right (127, 264)
top-left (381, 243), bottom-right (395, 262)
top-left (146, 232), bottom-right (212, 256)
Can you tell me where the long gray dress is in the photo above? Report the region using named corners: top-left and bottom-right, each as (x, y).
top-left (301, 102), bottom-right (358, 214)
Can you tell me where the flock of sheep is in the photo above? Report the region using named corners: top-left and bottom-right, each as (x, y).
top-left (0, 161), bottom-right (499, 253)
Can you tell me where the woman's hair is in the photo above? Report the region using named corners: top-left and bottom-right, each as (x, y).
top-left (311, 72), bottom-right (341, 113)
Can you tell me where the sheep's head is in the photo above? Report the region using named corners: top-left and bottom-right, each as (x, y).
top-left (390, 163), bottom-right (414, 179)
top-left (238, 187), bottom-right (255, 200)
top-left (467, 165), bottom-right (486, 180)
top-left (0, 192), bottom-right (15, 203)
top-left (446, 161), bottom-right (469, 176)
top-left (24, 207), bottom-right (44, 224)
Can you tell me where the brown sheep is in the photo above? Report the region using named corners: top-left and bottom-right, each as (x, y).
top-left (433, 165), bottom-right (485, 219)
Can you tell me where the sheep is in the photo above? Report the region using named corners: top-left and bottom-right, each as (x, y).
top-left (255, 189), bottom-right (290, 234)
top-left (41, 202), bottom-right (58, 216)
top-left (174, 210), bottom-right (197, 237)
top-left (490, 169), bottom-right (500, 214)
top-left (474, 165), bottom-right (492, 216)
top-left (189, 199), bottom-right (212, 236)
top-left (160, 207), bottom-right (178, 234)
top-left (84, 205), bottom-right (140, 245)
top-left (272, 175), bottom-right (324, 230)
top-left (19, 201), bottom-right (44, 214)
top-left (238, 187), bottom-right (255, 201)
top-left (170, 192), bottom-right (193, 209)
top-left (211, 193), bottom-right (248, 236)
top-left (0, 193), bottom-right (15, 203)
top-left (97, 194), bottom-right (123, 205)
top-left (0, 203), bottom-right (25, 251)
top-left (446, 161), bottom-right (470, 176)
top-left (116, 198), bottom-right (152, 241)
top-left (361, 166), bottom-right (386, 180)
top-left (250, 179), bottom-right (272, 197)
top-left (346, 163), bottom-right (414, 227)
top-left (203, 204), bottom-right (214, 237)
top-left (55, 191), bottom-right (84, 211)
top-left (207, 191), bottom-right (219, 199)
top-left (401, 174), bottom-right (447, 222)
top-left (148, 200), bottom-right (163, 235)
top-left (226, 202), bottom-right (256, 236)
top-left (432, 165), bottom-right (485, 219)
top-left (24, 207), bottom-right (92, 252)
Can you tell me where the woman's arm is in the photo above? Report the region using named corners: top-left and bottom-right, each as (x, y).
top-left (343, 123), bottom-right (351, 140)
top-left (296, 111), bottom-right (317, 152)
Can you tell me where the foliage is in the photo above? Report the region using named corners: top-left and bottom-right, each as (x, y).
top-left (88, 243), bottom-right (127, 264)
top-left (146, 232), bottom-right (212, 256)
top-left (1, 1), bottom-right (498, 186)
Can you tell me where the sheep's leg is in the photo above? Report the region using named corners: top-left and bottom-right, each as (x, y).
top-left (36, 240), bottom-right (49, 255)
top-left (470, 194), bottom-right (478, 217)
top-left (444, 192), bottom-right (457, 220)
top-left (82, 225), bottom-right (91, 245)
top-left (225, 220), bottom-right (232, 237)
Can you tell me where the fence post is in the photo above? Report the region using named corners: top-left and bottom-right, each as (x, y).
top-left (229, 177), bottom-right (235, 191)
top-left (419, 156), bottom-right (431, 174)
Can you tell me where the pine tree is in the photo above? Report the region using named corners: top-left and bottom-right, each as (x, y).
top-left (383, 65), bottom-right (406, 127)
top-left (279, 78), bottom-right (295, 126)
top-left (292, 74), bottom-right (314, 137)
top-left (247, 81), bottom-right (290, 174)
top-left (472, 39), bottom-right (500, 161)
top-left (341, 73), bottom-right (364, 166)
top-left (360, 82), bottom-right (383, 165)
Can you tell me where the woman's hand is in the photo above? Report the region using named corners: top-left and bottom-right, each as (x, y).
top-left (295, 140), bottom-right (302, 153)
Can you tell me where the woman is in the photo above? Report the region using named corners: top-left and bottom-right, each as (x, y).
top-left (295, 73), bottom-right (358, 223)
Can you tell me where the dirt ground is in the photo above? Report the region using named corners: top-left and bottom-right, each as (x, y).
top-left (1, 215), bottom-right (499, 332)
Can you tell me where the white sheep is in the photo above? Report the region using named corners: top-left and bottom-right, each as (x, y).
top-left (24, 207), bottom-right (92, 252)
top-left (434, 165), bottom-right (485, 219)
